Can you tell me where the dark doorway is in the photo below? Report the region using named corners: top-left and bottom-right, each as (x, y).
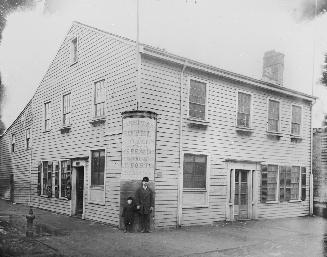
top-left (75, 167), bottom-right (84, 217)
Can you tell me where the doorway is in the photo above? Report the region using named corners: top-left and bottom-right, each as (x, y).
top-left (234, 169), bottom-right (249, 220)
top-left (75, 167), bottom-right (84, 217)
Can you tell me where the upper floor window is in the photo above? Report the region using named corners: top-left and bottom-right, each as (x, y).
top-left (63, 93), bottom-right (71, 126)
top-left (268, 99), bottom-right (280, 132)
top-left (183, 153), bottom-right (207, 189)
top-left (91, 150), bottom-right (105, 186)
top-left (71, 37), bottom-right (78, 64)
top-left (237, 92), bottom-right (251, 128)
top-left (44, 102), bottom-right (51, 131)
top-left (189, 79), bottom-right (206, 120)
top-left (94, 80), bottom-right (105, 117)
top-left (11, 134), bottom-right (15, 153)
top-left (291, 105), bottom-right (302, 135)
top-left (26, 129), bottom-right (30, 150)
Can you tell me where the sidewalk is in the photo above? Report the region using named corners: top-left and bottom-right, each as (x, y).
top-left (0, 199), bottom-right (326, 257)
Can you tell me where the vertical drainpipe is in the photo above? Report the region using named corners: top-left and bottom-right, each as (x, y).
top-left (310, 101), bottom-right (314, 215)
top-left (177, 61), bottom-right (187, 227)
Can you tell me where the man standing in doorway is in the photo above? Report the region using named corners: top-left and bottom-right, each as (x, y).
top-left (135, 177), bottom-right (154, 233)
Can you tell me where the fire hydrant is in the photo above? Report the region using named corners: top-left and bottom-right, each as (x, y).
top-left (26, 207), bottom-right (35, 237)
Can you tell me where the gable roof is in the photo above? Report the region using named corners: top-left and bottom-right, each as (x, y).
top-left (75, 21), bottom-right (316, 102)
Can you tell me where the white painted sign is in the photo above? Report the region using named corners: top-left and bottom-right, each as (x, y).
top-left (122, 117), bottom-right (156, 180)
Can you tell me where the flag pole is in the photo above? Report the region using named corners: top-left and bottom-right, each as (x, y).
top-left (136, 0), bottom-right (141, 110)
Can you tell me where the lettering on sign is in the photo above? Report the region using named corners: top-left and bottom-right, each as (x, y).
top-left (122, 117), bottom-right (156, 180)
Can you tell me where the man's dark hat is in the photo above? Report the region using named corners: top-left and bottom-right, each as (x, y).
top-left (127, 196), bottom-right (133, 201)
top-left (142, 177), bottom-right (149, 182)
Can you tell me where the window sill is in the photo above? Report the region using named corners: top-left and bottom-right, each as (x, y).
top-left (43, 130), bottom-right (51, 133)
top-left (40, 195), bottom-right (52, 199)
top-left (88, 201), bottom-right (105, 206)
top-left (89, 117), bottom-right (106, 126)
top-left (265, 201), bottom-right (279, 204)
top-left (182, 204), bottom-right (209, 209)
top-left (186, 118), bottom-right (209, 128)
top-left (290, 134), bottom-right (302, 140)
top-left (183, 188), bottom-right (207, 192)
top-left (90, 185), bottom-right (104, 190)
top-left (288, 199), bottom-right (302, 203)
top-left (235, 126), bottom-right (254, 133)
top-left (58, 197), bottom-right (70, 201)
top-left (266, 131), bottom-right (283, 137)
top-left (59, 125), bottom-right (71, 134)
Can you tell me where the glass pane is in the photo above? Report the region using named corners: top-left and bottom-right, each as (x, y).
top-left (189, 103), bottom-right (205, 120)
top-left (190, 80), bottom-right (206, 104)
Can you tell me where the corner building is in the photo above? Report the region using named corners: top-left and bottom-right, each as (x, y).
top-left (1, 22), bottom-right (316, 228)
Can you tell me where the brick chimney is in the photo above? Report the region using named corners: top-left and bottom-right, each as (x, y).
top-left (262, 50), bottom-right (284, 85)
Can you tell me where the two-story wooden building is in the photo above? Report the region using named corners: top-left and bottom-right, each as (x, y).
top-left (0, 21), bottom-right (316, 228)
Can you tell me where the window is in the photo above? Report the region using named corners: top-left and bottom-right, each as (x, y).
top-left (268, 99), bottom-right (280, 132)
top-left (291, 105), bottom-right (302, 135)
top-left (11, 134), bottom-right (15, 153)
top-left (237, 92), bottom-right (251, 128)
top-left (91, 150), bottom-right (105, 186)
top-left (262, 164), bottom-right (306, 203)
top-left (183, 154), bottom-right (207, 189)
top-left (63, 93), bottom-right (71, 126)
top-left (94, 80), bottom-right (105, 117)
top-left (42, 161), bottom-right (53, 196)
top-left (44, 102), bottom-right (51, 131)
top-left (279, 166), bottom-right (291, 201)
top-left (60, 160), bottom-right (71, 199)
top-left (71, 37), bottom-right (78, 64)
top-left (261, 164), bottom-right (278, 202)
top-left (189, 79), bottom-right (206, 120)
top-left (26, 129), bottom-right (30, 149)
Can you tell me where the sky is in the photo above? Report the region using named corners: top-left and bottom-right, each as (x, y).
top-left (1, 0), bottom-right (327, 128)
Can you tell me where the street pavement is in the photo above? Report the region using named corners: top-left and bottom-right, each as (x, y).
top-left (0, 200), bottom-right (326, 257)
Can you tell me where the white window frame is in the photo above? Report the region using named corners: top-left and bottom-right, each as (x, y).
top-left (266, 98), bottom-right (281, 133)
top-left (93, 79), bottom-right (106, 118)
top-left (290, 104), bottom-right (303, 137)
top-left (88, 148), bottom-right (106, 205)
top-left (44, 101), bottom-right (51, 132)
top-left (25, 128), bottom-right (30, 150)
top-left (182, 151), bottom-right (210, 208)
top-left (235, 90), bottom-right (253, 129)
top-left (62, 92), bottom-right (72, 127)
top-left (70, 36), bottom-right (78, 65)
top-left (187, 77), bottom-right (209, 122)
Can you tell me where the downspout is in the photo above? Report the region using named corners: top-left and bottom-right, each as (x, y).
top-left (309, 100), bottom-right (316, 215)
top-left (177, 61), bottom-right (187, 227)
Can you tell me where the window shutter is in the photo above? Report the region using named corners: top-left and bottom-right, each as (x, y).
top-left (301, 167), bottom-right (306, 201)
top-left (37, 162), bottom-right (42, 195)
top-left (261, 165), bottom-right (268, 203)
top-left (54, 161), bottom-right (59, 198)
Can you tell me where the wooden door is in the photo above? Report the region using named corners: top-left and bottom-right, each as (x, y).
top-left (234, 169), bottom-right (248, 220)
top-left (75, 167), bottom-right (84, 217)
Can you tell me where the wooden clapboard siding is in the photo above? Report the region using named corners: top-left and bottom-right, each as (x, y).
top-left (0, 102), bottom-right (32, 203)
top-left (140, 54), bottom-right (312, 227)
top-left (313, 129), bottom-right (327, 214)
top-left (29, 22), bottom-right (136, 227)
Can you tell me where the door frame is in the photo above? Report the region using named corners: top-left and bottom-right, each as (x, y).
top-left (71, 159), bottom-right (87, 219)
top-left (225, 160), bottom-right (261, 221)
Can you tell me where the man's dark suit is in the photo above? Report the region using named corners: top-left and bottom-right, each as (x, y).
top-left (135, 186), bottom-right (154, 232)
